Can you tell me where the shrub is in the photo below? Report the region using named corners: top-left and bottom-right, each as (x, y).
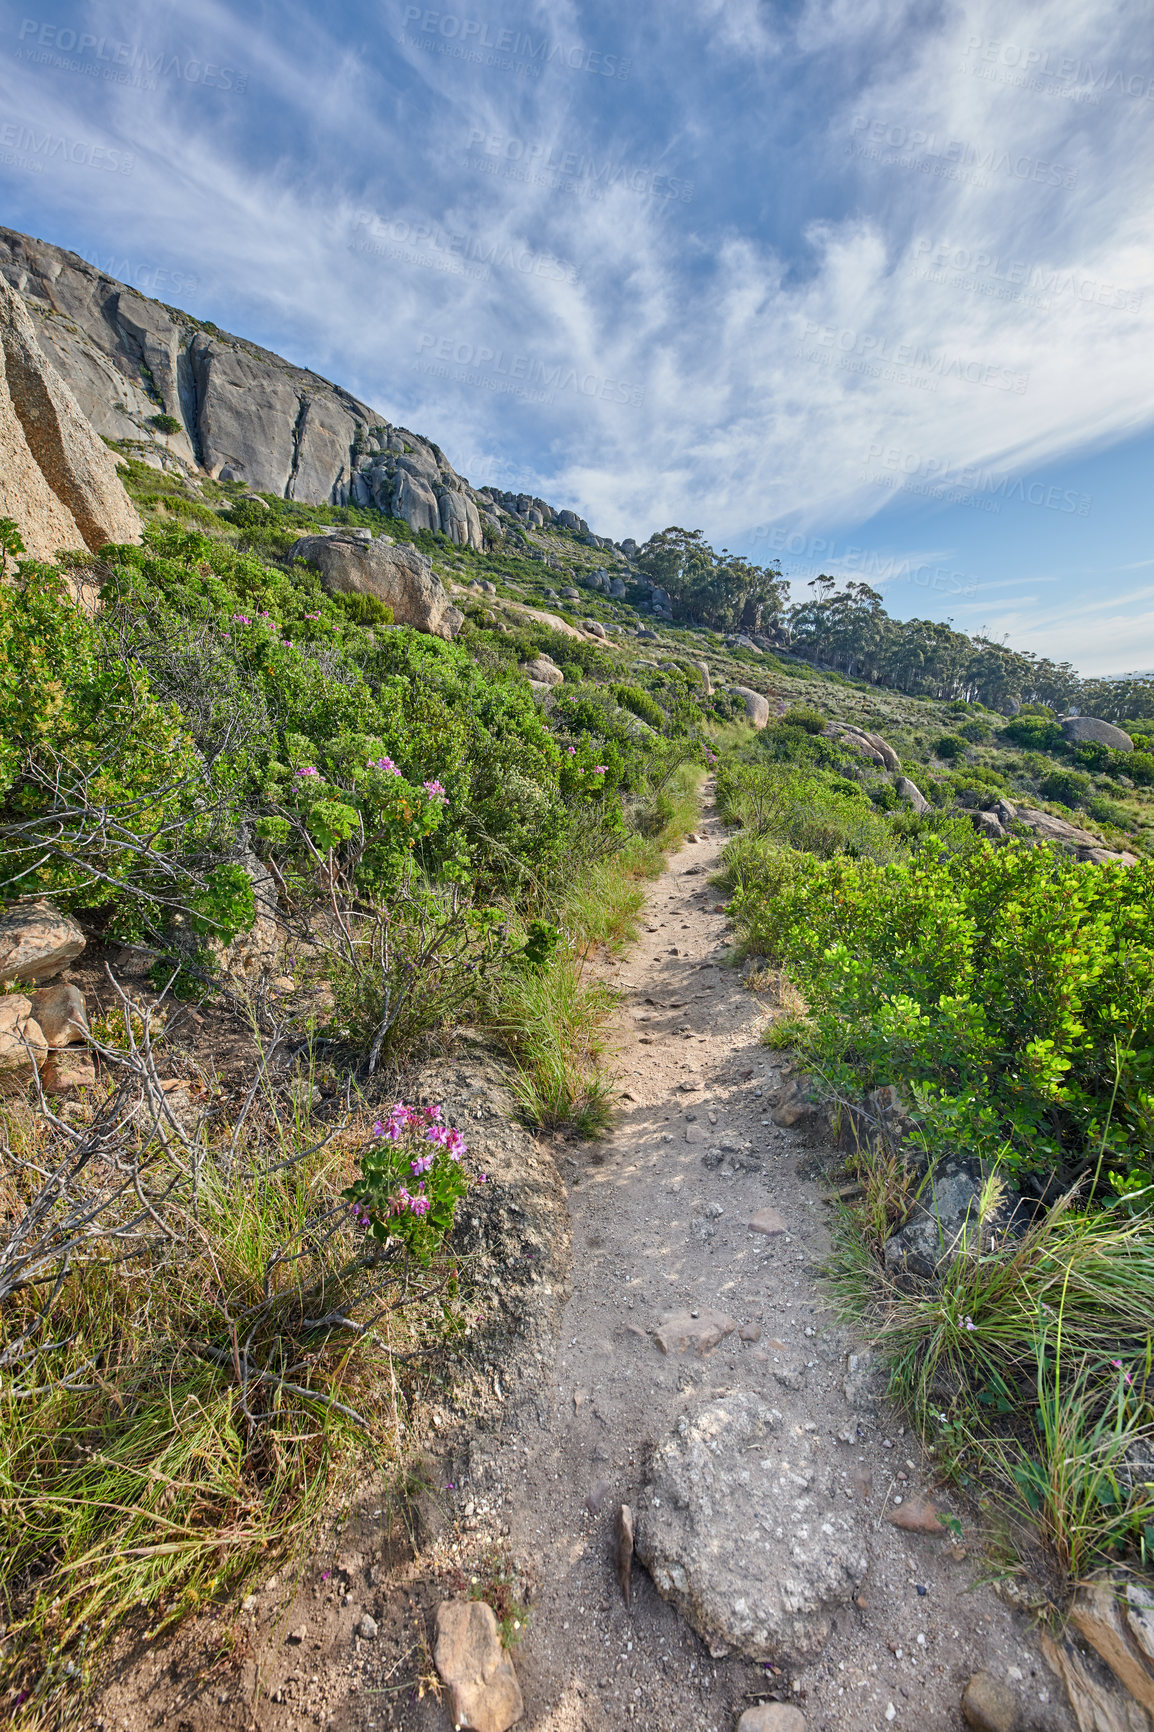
top-left (1128, 751), bottom-right (1154, 786)
top-left (148, 412), bottom-right (182, 435)
top-left (959, 718), bottom-right (992, 743)
top-left (933, 734), bottom-right (967, 761)
top-left (1039, 767), bottom-right (1092, 808)
top-left (1003, 712), bottom-right (1065, 752)
top-left (333, 591), bottom-right (394, 627)
top-left (611, 682), bottom-right (665, 729)
top-left (782, 704), bottom-right (826, 734)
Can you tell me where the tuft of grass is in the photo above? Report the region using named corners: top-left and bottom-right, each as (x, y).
top-left (495, 945), bottom-right (618, 1137)
top-left (829, 1179), bottom-right (1154, 1577)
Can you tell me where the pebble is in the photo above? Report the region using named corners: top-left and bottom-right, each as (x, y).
top-left (286, 1624), bottom-right (307, 1644)
top-left (962, 1670), bottom-right (1019, 1732)
top-left (749, 1207), bottom-right (787, 1236)
top-left (357, 1613), bottom-right (378, 1640)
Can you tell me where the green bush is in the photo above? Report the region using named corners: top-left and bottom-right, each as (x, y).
top-left (333, 592), bottom-right (394, 628)
top-left (933, 734), bottom-right (968, 761)
top-left (730, 836), bottom-right (1154, 1190)
top-left (782, 704), bottom-right (826, 735)
top-left (148, 412), bottom-right (182, 435)
top-left (1039, 767), bottom-right (1092, 808)
top-left (1003, 712), bottom-right (1065, 752)
top-left (611, 683), bottom-right (665, 729)
top-left (1128, 751), bottom-right (1154, 786)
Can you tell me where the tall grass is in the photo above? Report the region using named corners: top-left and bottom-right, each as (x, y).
top-left (0, 1026), bottom-right (464, 1716)
top-left (831, 1166), bottom-right (1154, 1576)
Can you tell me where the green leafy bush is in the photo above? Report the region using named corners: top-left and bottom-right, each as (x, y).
top-left (933, 734), bottom-right (967, 761)
top-left (1038, 766), bottom-right (1092, 808)
top-left (730, 836), bottom-right (1154, 1190)
top-left (782, 704), bottom-right (826, 734)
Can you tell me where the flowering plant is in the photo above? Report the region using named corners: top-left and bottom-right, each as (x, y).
top-left (343, 1101), bottom-right (473, 1263)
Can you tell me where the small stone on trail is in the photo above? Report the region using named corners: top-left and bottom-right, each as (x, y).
top-left (739, 1322), bottom-right (762, 1342)
top-left (356, 1613), bottom-right (377, 1640)
top-left (286, 1624), bottom-right (307, 1644)
top-left (962, 1670), bottom-right (1020, 1732)
top-left (886, 1495), bottom-right (949, 1535)
top-left (738, 1706), bottom-right (808, 1732)
top-left (678, 1078), bottom-right (702, 1092)
top-left (773, 1363), bottom-right (806, 1391)
top-left (586, 1478), bottom-right (612, 1515)
top-left (749, 1207), bottom-right (787, 1236)
top-left (434, 1599), bottom-right (523, 1732)
top-left (616, 1503), bottom-right (634, 1608)
top-left (573, 1389), bottom-right (586, 1409)
top-left (654, 1308), bottom-right (737, 1355)
top-left (241, 1594), bottom-right (258, 1614)
top-left (686, 832), bottom-right (700, 843)
top-left (622, 1089), bottom-right (637, 1101)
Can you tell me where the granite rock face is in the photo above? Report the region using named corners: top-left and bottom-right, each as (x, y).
top-left (0, 272), bottom-right (140, 561)
top-left (288, 534), bottom-right (463, 639)
top-left (1061, 716), bottom-right (1133, 753)
top-left (635, 1392), bottom-right (867, 1664)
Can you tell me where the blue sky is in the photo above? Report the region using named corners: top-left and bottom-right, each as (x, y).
top-left (1, 0), bottom-right (1152, 672)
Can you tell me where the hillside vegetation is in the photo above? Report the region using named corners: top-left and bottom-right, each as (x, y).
top-left (4, 454), bottom-right (1154, 1710)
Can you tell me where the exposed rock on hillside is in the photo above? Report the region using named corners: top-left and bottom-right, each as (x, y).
top-left (1061, 716), bottom-right (1133, 753)
top-left (0, 273), bottom-right (140, 561)
top-left (0, 227), bottom-right (479, 543)
top-left (288, 532), bottom-right (463, 639)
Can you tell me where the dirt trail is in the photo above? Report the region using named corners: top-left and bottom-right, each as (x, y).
top-left (405, 793), bottom-right (1073, 1731)
top-left (99, 794), bottom-right (1075, 1732)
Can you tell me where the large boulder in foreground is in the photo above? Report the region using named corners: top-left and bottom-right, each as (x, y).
top-left (0, 274), bottom-right (141, 555)
top-left (287, 534), bottom-right (463, 640)
top-left (1062, 716), bottom-right (1133, 753)
top-left (635, 1392), bottom-right (867, 1664)
top-left (732, 685), bottom-right (771, 729)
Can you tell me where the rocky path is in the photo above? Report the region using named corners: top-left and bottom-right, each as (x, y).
top-left (101, 797), bottom-right (1076, 1732)
top-left (409, 795), bottom-right (1072, 1732)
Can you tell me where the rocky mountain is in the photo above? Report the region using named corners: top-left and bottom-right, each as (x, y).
top-left (0, 226), bottom-right (617, 556)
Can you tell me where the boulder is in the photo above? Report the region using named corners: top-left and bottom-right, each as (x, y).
top-left (288, 535), bottom-right (462, 640)
top-left (972, 810), bottom-right (1006, 842)
top-left (583, 619), bottom-right (607, 639)
top-left (520, 657), bottom-right (563, 687)
top-left (0, 899), bottom-right (85, 985)
top-left (733, 686), bottom-right (771, 729)
top-left (0, 305), bottom-right (86, 562)
top-left (0, 995), bottom-right (48, 1086)
top-left (636, 1393), bottom-right (867, 1664)
top-left (1013, 806), bottom-right (1137, 864)
top-left (0, 274), bottom-right (141, 554)
top-left (896, 776), bottom-right (929, 814)
top-left (433, 1599), bottom-right (523, 1732)
top-left (1062, 717), bottom-right (1133, 753)
top-left (691, 660), bottom-right (713, 695)
top-left (884, 1160), bottom-right (1028, 1278)
top-left (608, 576), bottom-right (627, 599)
top-left (28, 981), bottom-right (88, 1045)
top-left (40, 1048), bottom-right (96, 1094)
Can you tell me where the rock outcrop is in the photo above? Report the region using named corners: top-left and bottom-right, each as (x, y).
top-left (635, 1392), bottom-right (867, 1664)
top-left (288, 534), bottom-right (463, 640)
top-left (732, 685), bottom-right (771, 728)
top-left (897, 775), bottom-right (930, 813)
top-left (1061, 717), bottom-right (1133, 753)
top-left (0, 227), bottom-right (482, 546)
top-left (0, 273), bottom-right (140, 562)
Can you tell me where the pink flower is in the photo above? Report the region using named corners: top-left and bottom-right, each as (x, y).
top-left (410, 1153), bottom-right (433, 1175)
top-left (295, 766), bottom-right (320, 778)
top-left (423, 779), bottom-right (447, 802)
top-left (592, 765), bottom-right (607, 773)
top-left (567, 746), bottom-right (576, 755)
top-left (370, 757), bottom-right (402, 776)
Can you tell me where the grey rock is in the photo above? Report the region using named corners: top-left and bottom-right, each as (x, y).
top-left (732, 686), bottom-right (771, 729)
top-left (609, 577), bottom-right (628, 599)
top-left (636, 1392), bottom-right (867, 1664)
top-left (439, 488), bottom-right (484, 550)
top-left (884, 1161), bottom-right (1028, 1278)
top-left (27, 981), bottom-right (88, 1046)
top-left (773, 1363), bottom-right (806, 1391)
top-left (972, 810), bottom-right (1006, 841)
top-left (654, 1309), bottom-right (737, 1355)
top-left (521, 657), bottom-right (563, 687)
top-left (897, 776), bottom-right (929, 814)
top-left (738, 1707), bottom-right (808, 1732)
top-left (356, 1612), bottom-right (378, 1640)
top-left (1062, 716), bottom-right (1133, 753)
top-left (288, 534), bottom-right (462, 639)
top-left (392, 466), bottom-right (440, 533)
